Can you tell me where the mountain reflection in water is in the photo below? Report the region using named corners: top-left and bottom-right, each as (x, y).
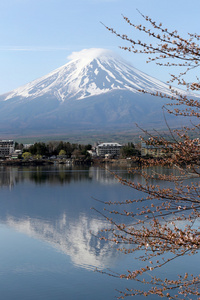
top-left (0, 166), bottom-right (133, 271)
top-left (0, 165), bottom-right (199, 300)
top-left (4, 213), bottom-right (114, 270)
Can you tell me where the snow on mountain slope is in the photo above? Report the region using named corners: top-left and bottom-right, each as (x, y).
top-left (0, 48), bottom-right (192, 136)
top-left (4, 48), bottom-right (176, 102)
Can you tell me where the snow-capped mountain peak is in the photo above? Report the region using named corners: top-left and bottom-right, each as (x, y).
top-left (5, 48), bottom-right (175, 102)
top-left (0, 48), bottom-right (192, 136)
top-left (67, 48), bottom-right (119, 65)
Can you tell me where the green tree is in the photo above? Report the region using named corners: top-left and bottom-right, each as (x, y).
top-left (15, 142), bottom-right (24, 150)
top-left (63, 142), bottom-right (73, 157)
top-left (22, 152), bottom-right (31, 160)
top-left (120, 143), bottom-right (140, 158)
top-left (29, 142), bottom-right (48, 156)
top-left (34, 154), bottom-right (42, 160)
top-left (59, 149), bottom-right (66, 156)
top-left (48, 141), bottom-right (60, 156)
top-left (57, 141), bottom-right (64, 154)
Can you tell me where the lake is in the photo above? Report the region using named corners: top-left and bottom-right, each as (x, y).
top-left (0, 165), bottom-right (198, 299)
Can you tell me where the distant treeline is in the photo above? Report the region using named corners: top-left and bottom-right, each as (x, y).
top-left (16, 141), bottom-right (92, 158)
top-left (120, 142), bottom-right (141, 158)
top-left (15, 141), bottom-right (141, 159)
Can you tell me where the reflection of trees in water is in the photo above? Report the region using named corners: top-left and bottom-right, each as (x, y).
top-left (0, 165), bottom-right (182, 188)
top-left (29, 168), bottom-right (92, 185)
top-left (0, 165), bottom-right (136, 187)
top-left (0, 165), bottom-right (93, 187)
top-left (28, 165), bottom-right (93, 185)
top-left (0, 166), bottom-right (25, 188)
top-left (89, 166), bottom-right (137, 185)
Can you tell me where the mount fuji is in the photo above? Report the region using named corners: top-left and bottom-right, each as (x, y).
top-left (0, 48), bottom-right (184, 137)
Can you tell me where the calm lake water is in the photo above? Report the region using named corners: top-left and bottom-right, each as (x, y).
top-left (0, 165), bottom-right (198, 299)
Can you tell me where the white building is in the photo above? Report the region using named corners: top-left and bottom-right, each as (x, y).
top-left (0, 140), bottom-right (14, 157)
top-left (96, 143), bottom-right (122, 157)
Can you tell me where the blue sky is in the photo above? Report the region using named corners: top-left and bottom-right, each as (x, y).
top-left (0, 0), bottom-right (200, 94)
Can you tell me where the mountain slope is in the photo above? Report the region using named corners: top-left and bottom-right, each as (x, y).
top-left (4, 48), bottom-right (175, 102)
top-left (0, 48), bottom-right (186, 136)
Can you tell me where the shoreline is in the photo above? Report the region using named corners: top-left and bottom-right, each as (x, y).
top-left (0, 158), bottom-right (138, 167)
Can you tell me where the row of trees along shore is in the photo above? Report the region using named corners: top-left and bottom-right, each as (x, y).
top-left (16, 141), bottom-right (141, 159)
top-left (16, 142), bottom-right (92, 159)
top-left (94, 11), bottom-right (200, 299)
